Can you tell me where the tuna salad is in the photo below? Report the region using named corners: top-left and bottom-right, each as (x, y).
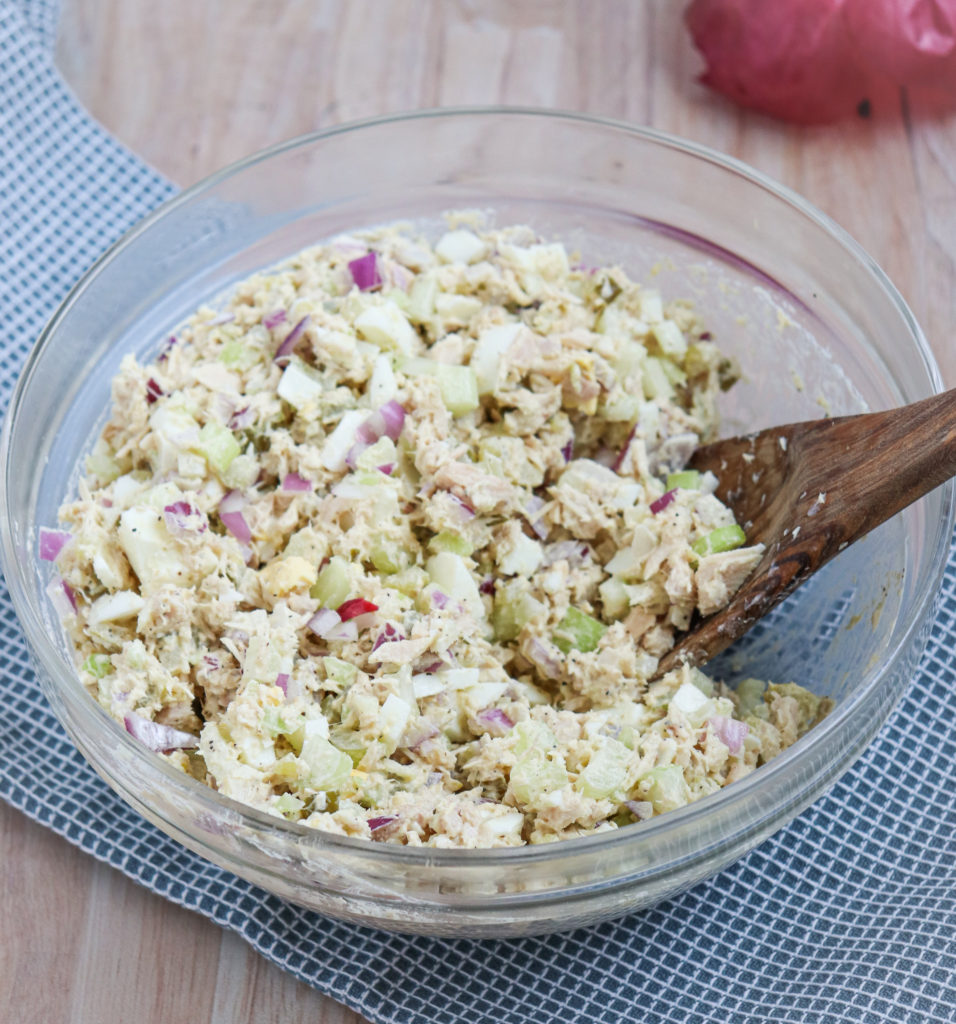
top-left (41, 218), bottom-right (831, 847)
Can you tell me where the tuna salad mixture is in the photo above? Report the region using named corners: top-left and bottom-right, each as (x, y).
top-left (42, 219), bottom-right (832, 847)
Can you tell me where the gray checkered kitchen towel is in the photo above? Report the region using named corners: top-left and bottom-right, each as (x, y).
top-left (2, 3), bottom-right (955, 1022)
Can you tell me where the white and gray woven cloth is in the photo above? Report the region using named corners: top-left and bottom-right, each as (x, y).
top-left (2, 3), bottom-right (955, 1021)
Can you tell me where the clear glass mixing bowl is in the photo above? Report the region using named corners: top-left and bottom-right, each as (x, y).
top-left (1, 109), bottom-right (951, 937)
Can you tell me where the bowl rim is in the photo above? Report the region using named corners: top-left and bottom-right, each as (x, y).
top-left (3, 105), bottom-right (952, 870)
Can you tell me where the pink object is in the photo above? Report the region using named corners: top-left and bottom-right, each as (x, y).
top-left (686, 0), bottom-right (956, 123)
top-left (263, 309), bottom-right (287, 329)
top-left (348, 252), bottom-right (383, 291)
top-left (709, 714), bottom-right (749, 754)
top-left (650, 489), bottom-right (677, 515)
top-left (367, 815), bottom-right (397, 832)
top-left (337, 598), bottom-right (379, 621)
top-left (275, 673), bottom-right (289, 695)
top-left (38, 527), bottom-right (71, 561)
top-left (274, 314), bottom-right (310, 362)
top-left (477, 708), bottom-right (514, 731)
top-left (219, 490), bottom-right (252, 544)
top-left (124, 713), bottom-right (198, 752)
top-left (145, 377), bottom-right (164, 404)
top-left (281, 472), bottom-right (312, 492)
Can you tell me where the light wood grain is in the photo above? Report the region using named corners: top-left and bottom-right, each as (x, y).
top-left (3, 1), bottom-right (954, 1021)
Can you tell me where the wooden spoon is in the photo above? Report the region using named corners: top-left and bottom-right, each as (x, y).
top-left (656, 388), bottom-right (956, 676)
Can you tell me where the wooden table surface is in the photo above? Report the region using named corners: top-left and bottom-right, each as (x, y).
top-left (3, 2), bottom-right (956, 1021)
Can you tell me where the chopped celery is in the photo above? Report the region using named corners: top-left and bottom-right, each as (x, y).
top-left (660, 358), bottom-right (687, 387)
top-left (263, 706), bottom-right (300, 738)
top-left (436, 364), bottom-right (479, 416)
top-left (650, 320), bottom-right (687, 359)
top-left (219, 338), bottom-right (256, 369)
top-left (406, 274), bottom-right (438, 325)
top-left (492, 582), bottom-right (546, 642)
top-left (274, 793), bottom-right (304, 817)
top-left (370, 538), bottom-right (410, 574)
top-left (389, 565), bottom-right (429, 598)
top-left (639, 764), bottom-right (690, 814)
top-left (196, 421), bottom-right (241, 477)
top-left (574, 739), bottom-right (630, 799)
top-left (85, 440), bottom-right (122, 484)
top-left (428, 531), bottom-right (473, 558)
top-left (692, 524), bottom-right (747, 557)
top-left (323, 656), bottom-right (358, 690)
top-left (82, 653), bottom-right (112, 678)
top-left (641, 356), bottom-right (675, 400)
top-left (398, 355), bottom-right (439, 377)
top-left (510, 750), bottom-right (569, 805)
top-left (553, 607), bottom-right (607, 655)
top-left (222, 452), bottom-right (259, 490)
top-left (601, 393), bottom-right (642, 422)
top-left (310, 556), bottom-right (351, 608)
top-left (299, 729), bottom-right (352, 792)
top-left (666, 470), bottom-right (700, 491)
top-left (513, 719), bottom-right (556, 755)
top-left (329, 726), bottom-right (367, 767)
top-left (598, 578), bottom-right (630, 620)
top-left (735, 677), bottom-right (766, 717)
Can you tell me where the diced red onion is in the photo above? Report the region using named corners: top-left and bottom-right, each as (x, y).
top-left (281, 472), bottom-right (312, 493)
top-left (228, 405), bottom-right (254, 430)
top-left (625, 799), bottom-right (654, 821)
top-left (157, 335), bottom-right (177, 362)
top-left (124, 713), bottom-right (198, 752)
top-left (163, 501), bottom-right (205, 534)
top-left (274, 314), bottom-right (311, 363)
top-left (650, 489), bottom-right (677, 515)
top-left (372, 623), bottom-right (403, 651)
top-left (416, 659), bottom-right (445, 674)
top-left (367, 815), bottom-right (397, 832)
top-left (477, 708), bottom-right (514, 731)
top-left (613, 425), bottom-right (638, 472)
top-left (356, 411), bottom-right (387, 445)
top-left (524, 637), bottom-right (563, 679)
top-left (337, 598), bottom-right (379, 621)
top-left (348, 252), bottom-right (383, 292)
top-left (379, 400), bottom-right (406, 441)
top-left (275, 673), bottom-right (289, 695)
top-left (524, 495), bottom-right (548, 540)
top-left (431, 590), bottom-right (450, 610)
top-left (46, 577), bottom-right (76, 617)
top-left (145, 378), bottom-right (164, 404)
top-left (542, 540), bottom-right (590, 567)
top-left (206, 312), bottom-right (235, 327)
top-left (308, 608), bottom-right (342, 637)
top-left (203, 654), bottom-right (221, 671)
top-left (561, 439), bottom-right (574, 463)
top-left (710, 715), bottom-right (749, 755)
top-left (325, 620), bottom-right (359, 642)
top-left (219, 490), bottom-right (252, 544)
top-left (451, 495), bottom-right (475, 520)
top-left (38, 527), bottom-right (71, 562)
top-left (344, 442), bottom-right (370, 470)
top-left (263, 309), bottom-right (287, 329)
top-left (377, 463), bottom-right (395, 476)
top-left (478, 577), bottom-right (495, 596)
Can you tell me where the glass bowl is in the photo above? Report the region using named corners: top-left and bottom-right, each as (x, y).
top-left (1, 109), bottom-right (951, 938)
